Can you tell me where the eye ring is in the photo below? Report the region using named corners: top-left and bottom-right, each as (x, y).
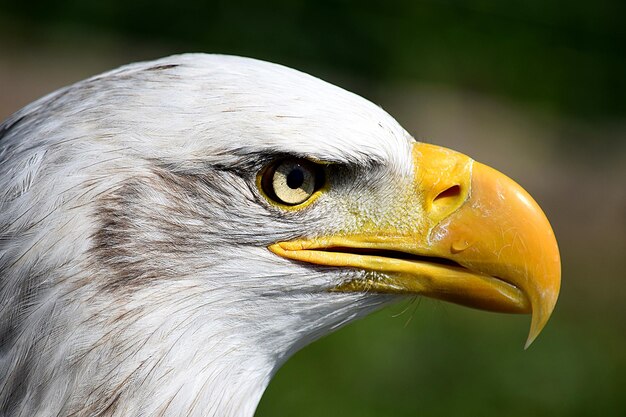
top-left (260, 158), bottom-right (325, 207)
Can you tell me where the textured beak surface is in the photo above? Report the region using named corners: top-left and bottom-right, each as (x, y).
top-left (423, 146), bottom-right (561, 347)
top-left (269, 142), bottom-right (561, 347)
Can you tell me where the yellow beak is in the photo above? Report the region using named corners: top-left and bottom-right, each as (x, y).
top-left (269, 143), bottom-right (561, 347)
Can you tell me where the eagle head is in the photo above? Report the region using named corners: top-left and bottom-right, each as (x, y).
top-left (0, 54), bottom-right (560, 416)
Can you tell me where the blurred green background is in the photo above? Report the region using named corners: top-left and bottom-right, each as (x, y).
top-left (1, 1), bottom-right (624, 415)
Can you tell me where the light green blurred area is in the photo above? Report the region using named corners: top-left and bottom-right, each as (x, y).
top-left (1, 2), bottom-right (625, 415)
top-left (260, 303), bottom-right (626, 416)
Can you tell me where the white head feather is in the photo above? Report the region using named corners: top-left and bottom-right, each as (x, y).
top-left (0, 54), bottom-right (416, 416)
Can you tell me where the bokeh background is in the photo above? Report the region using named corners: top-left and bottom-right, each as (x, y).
top-left (1, 1), bottom-right (625, 415)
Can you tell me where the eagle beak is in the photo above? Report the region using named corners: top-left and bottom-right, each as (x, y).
top-left (269, 143), bottom-right (561, 347)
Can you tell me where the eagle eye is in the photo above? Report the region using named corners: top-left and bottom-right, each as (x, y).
top-left (260, 158), bottom-right (325, 206)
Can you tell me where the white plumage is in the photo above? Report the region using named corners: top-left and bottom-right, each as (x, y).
top-left (0, 55), bottom-right (414, 416)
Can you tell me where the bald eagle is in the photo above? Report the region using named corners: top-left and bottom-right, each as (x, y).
top-left (0, 54), bottom-right (560, 417)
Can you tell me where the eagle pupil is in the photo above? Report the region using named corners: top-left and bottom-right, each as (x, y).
top-left (286, 168), bottom-right (305, 189)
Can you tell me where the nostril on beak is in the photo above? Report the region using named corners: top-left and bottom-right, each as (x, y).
top-left (434, 185), bottom-right (461, 203)
top-left (430, 184), bottom-right (465, 219)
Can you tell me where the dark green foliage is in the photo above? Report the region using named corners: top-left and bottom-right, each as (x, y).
top-left (1, 0), bottom-right (625, 121)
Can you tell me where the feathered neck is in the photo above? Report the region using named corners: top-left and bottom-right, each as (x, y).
top-left (1, 265), bottom-right (385, 416)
